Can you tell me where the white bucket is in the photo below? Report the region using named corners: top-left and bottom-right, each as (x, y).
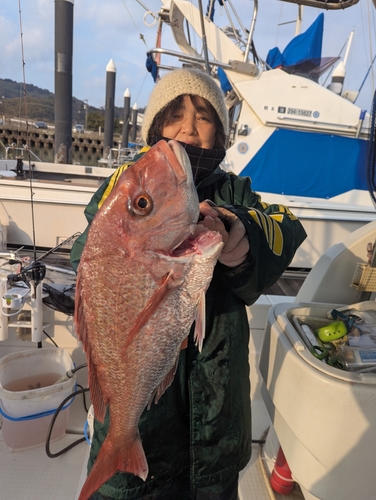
top-left (0, 348), bottom-right (76, 452)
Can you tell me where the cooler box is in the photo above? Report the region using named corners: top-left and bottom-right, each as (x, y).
top-left (259, 301), bottom-right (376, 500)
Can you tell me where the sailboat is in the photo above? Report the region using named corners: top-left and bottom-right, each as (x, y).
top-left (143, 0), bottom-right (376, 269)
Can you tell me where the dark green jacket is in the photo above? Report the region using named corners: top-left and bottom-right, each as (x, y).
top-left (71, 150), bottom-right (306, 499)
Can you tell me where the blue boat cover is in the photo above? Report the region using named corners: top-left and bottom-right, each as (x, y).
top-left (266, 13), bottom-right (324, 69)
top-left (239, 128), bottom-right (368, 199)
top-left (218, 67), bottom-right (233, 93)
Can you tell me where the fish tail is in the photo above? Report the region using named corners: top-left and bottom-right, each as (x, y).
top-left (78, 435), bottom-right (148, 500)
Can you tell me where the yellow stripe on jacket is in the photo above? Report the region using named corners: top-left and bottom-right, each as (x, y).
top-left (98, 146), bottom-right (151, 209)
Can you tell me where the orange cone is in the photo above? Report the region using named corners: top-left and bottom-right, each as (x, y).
top-left (270, 446), bottom-right (295, 495)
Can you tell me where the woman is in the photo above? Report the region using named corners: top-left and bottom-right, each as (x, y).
top-left (71, 68), bottom-right (306, 500)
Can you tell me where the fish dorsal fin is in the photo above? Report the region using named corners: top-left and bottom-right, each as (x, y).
top-left (121, 271), bottom-right (176, 356)
top-left (193, 292), bottom-right (206, 352)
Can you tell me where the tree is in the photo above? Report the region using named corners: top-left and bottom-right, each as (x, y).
top-left (87, 111), bottom-right (104, 131)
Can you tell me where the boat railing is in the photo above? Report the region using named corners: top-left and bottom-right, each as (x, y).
top-left (150, 0), bottom-right (359, 80)
top-left (145, 0), bottom-right (261, 83)
top-left (147, 47), bottom-right (258, 78)
top-left (3, 144), bottom-right (42, 163)
top-left (98, 145), bottom-right (139, 168)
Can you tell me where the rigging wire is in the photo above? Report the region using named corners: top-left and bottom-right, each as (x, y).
top-left (121, 0), bottom-right (149, 48)
top-left (367, 90), bottom-right (376, 207)
top-left (120, 0), bottom-right (153, 102)
top-left (17, 0), bottom-right (37, 263)
top-left (366, 0), bottom-right (375, 93)
top-left (354, 0), bottom-right (376, 104)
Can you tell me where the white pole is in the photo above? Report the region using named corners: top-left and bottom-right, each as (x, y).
top-left (0, 279), bottom-right (8, 341)
top-left (31, 282), bottom-right (44, 343)
top-left (295, 5), bottom-right (304, 37)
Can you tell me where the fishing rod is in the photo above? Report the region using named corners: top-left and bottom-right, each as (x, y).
top-left (16, 0), bottom-right (46, 347)
top-left (18, 0), bottom-right (39, 265)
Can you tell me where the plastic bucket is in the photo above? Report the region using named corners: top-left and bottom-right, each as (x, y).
top-left (0, 348), bottom-right (76, 452)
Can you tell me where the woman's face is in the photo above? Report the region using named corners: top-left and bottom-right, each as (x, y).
top-left (161, 95), bottom-right (217, 149)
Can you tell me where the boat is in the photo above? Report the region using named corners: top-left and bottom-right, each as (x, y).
top-left (143, 0), bottom-right (376, 269)
top-left (97, 142), bottom-right (141, 168)
top-left (0, 144), bottom-right (116, 250)
top-left (0, 202), bottom-right (375, 499)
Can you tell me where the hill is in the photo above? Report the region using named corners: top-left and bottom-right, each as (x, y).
top-left (0, 78), bottom-right (143, 132)
top-left (0, 78), bottom-right (53, 100)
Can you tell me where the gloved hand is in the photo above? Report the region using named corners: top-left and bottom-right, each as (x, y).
top-left (198, 201), bottom-right (250, 268)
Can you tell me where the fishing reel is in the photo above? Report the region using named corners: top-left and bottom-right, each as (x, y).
top-left (7, 260), bottom-right (46, 289)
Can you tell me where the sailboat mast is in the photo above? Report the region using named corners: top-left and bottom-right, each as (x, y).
top-left (243, 0), bottom-right (258, 62)
top-left (198, 0), bottom-right (210, 73)
top-left (295, 5), bottom-right (304, 36)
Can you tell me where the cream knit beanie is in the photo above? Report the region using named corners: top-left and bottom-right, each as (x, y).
top-left (141, 68), bottom-right (229, 144)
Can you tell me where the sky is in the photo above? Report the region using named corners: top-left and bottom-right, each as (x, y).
top-left (1, 0), bottom-right (376, 113)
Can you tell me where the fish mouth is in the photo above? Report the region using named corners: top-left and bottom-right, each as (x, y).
top-left (168, 225), bottom-right (223, 259)
top-left (167, 140), bottom-right (194, 187)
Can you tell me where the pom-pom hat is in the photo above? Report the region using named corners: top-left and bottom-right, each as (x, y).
top-left (141, 68), bottom-right (229, 144)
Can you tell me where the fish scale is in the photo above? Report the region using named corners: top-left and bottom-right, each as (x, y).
top-left (75, 140), bottom-right (223, 500)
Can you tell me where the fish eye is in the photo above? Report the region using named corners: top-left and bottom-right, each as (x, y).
top-left (132, 193), bottom-right (153, 215)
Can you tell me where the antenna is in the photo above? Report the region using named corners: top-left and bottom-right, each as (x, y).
top-left (343, 30), bottom-right (355, 68)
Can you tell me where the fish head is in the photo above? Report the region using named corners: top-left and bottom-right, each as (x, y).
top-left (93, 140), bottom-right (200, 255)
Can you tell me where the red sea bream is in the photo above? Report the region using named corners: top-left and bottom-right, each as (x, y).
top-left (75, 140), bottom-right (223, 500)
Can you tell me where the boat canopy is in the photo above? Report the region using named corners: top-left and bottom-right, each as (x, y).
top-left (266, 13), bottom-right (338, 80)
top-left (267, 14), bottom-right (323, 69)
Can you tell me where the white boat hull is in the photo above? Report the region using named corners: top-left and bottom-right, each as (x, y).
top-left (0, 159), bottom-right (115, 249)
top-left (0, 180), bottom-right (96, 249)
top-left (1, 175), bottom-right (374, 269)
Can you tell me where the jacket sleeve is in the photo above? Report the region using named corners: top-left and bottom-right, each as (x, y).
top-left (216, 174), bottom-right (307, 306)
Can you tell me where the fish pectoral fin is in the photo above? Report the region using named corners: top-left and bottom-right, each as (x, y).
top-left (193, 292), bottom-right (206, 353)
top-left (147, 356), bottom-right (180, 409)
top-left (122, 271), bottom-right (177, 355)
top-left (78, 434), bottom-right (148, 500)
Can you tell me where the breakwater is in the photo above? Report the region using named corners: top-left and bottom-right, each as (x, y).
top-left (0, 121), bottom-right (122, 155)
